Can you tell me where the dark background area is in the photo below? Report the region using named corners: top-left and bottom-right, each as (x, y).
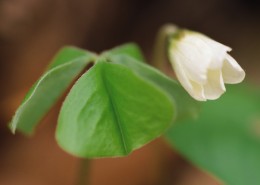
top-left (0, 0), bottom-right (259, 184)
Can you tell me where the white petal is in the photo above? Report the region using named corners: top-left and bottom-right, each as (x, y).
top-left (190, 80), bottom-right (206, 101)
top-left (169, 53), bottom-right (193, 91)
top-left (222, 54), bottom-right (245, 84)
top-left (171, 38), bottom-right (211, 84)
top-left (196, 33), bottom-right (231, 69)
top-left (169, 54), bottom-right (206, 101)
top-left (196, 33), bottom-right (231, 53)
top-left (208, 46), bottom-right (229, 69)
top-left (204, 69), bottom-right (226, 100)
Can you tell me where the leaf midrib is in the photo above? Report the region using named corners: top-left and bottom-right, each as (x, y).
top-left (100, 64), bottom-right (129, 154)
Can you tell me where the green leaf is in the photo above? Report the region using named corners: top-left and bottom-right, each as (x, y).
top-left (10, 47), bottom-right (96, 134)
top-left (165, 84), bottom-right (260, 185)
top-left (109, 55), bottom-right (200, 122)
top-left (48, 46), bottom-right (95, 69)
top-left (56, 60), bottom-right (174, 158)
top-left (101, 43), bottom-right (145, 62)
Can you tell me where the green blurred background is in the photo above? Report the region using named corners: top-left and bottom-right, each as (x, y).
top-left (0, 0), bottom-right (259, 184)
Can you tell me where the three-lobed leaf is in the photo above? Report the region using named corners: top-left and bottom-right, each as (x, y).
top-left (11, 43), bottom-right (200, 159)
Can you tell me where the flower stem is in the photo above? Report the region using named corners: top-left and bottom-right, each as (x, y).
top-left (76, 158), bottom-right (91, 185)
top-left (151, 24), bottom-right (178, 71)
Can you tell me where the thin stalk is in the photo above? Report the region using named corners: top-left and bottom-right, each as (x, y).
top-left (76, 158), bottom-right (91, 185)
top-left (151, 24), bottom-right (178, 71)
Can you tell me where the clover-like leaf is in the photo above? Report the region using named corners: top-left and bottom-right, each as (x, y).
top-left (10, 47), bottom-right (96, 134)
top-left (109, 55), bottom-right (200, 122)
top-left (101, 43), bottom-right (145, 63)
top-left (56, 60), bottom-right (174, 158)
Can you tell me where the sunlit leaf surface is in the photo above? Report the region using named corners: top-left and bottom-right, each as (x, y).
top-left (56, 60), bottom-right (174, 157)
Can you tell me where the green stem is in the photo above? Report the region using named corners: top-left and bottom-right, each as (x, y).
top-left (76, 158), bottom-right (91, 185)
top-left (151, 24), bottom-right (178, 71)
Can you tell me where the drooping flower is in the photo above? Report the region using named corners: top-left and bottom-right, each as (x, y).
top-left (168, 30), bottom-right (245, 101)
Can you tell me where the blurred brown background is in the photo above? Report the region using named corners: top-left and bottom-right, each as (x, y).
top-left (0, 0), bottom-right (259, 184)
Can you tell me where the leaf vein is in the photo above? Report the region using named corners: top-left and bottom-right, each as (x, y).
top-left (100, 65), bottom-right (129, 154)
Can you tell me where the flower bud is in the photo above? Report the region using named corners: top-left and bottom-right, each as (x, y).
top-left (168, 30), bottom-right (245, 101)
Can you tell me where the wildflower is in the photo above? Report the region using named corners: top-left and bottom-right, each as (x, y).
top-left (168, 30), bottom-right (245, 101)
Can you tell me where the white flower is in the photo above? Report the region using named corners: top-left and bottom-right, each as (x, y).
top-left (168, 30), bottom-right (245, 101)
